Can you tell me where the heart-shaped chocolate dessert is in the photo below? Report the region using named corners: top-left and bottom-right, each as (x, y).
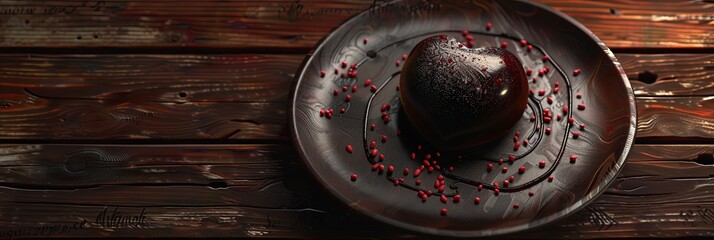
top-left (400, 35), bottom-right (529, 149)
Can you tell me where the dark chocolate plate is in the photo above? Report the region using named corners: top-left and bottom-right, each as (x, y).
top-left (290, 0), bottom-right (636, 237)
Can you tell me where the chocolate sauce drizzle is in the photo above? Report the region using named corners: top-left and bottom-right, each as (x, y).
top-left (349, 29), bottom-right (573, 195)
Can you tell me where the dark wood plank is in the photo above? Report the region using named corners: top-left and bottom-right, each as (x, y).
top-left (0, 0), bottom-right (710, 48)
top-left (2, 95), bottom-right (709, 140)
top-left (623, 54), bottom-right (714, 96)
top-left (1, 54), bottom-right (711, 140)
top-left (0, 144), bottom-right (712, 238)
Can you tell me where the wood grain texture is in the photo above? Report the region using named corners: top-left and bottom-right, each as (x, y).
top-left (623, 54), bottom-right (714, 96)
top-left (636, 96), bottom-right (714, 141)
top-left (1, 54), bottom-right (711, 140)
top-left (0, 0), bottom-right (710, 48)
top-left (0, 144), bottom-right (712, 238)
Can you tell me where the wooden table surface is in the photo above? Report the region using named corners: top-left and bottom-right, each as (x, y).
top-left (0, 0), bottom-right (712, 239)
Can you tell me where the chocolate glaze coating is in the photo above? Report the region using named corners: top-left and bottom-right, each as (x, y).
top-left (400, 35), bottom-right (529, 149)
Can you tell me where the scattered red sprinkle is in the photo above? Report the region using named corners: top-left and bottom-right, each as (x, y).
top-left (538, 89), bottom-right (545, 96)
top-left (341, 61), bottom-right (347, 68)
top-left (416, 179), bottom-right (422, 185)
top-left (573, 69), bottom-right (581, 76)
top-left (372, 163), bottom-right (379, 171)
top-left (333, 89), bottom-right (339, 96)
top-left (503, 180), bottom-right (510, 187)
top-left (401, 54), bottom-right (408, 60)
top-left (578, 103), bottom-right (586, 110)
top-left (502, 167), bottom-right (508, 173)
top-left (568, 117), bottom-right (575, 124)
top-left (513, 204), bottom-right (520, 209)
top-left (514, 141), bottom-right (521, 151)
top-left (340, 108), bottom-right (346, 113)
top-left (352, 85), bottom-right (357, 92)
top-left (370, 85), bottom-right (377, 92)
top-left (417, 145), bottom-right (422, 150)
top-left (425, 154), bottom-right (432, 160)
top-left (580, 123), bottom-right (586, 130)
top-left (326, 112), bottom-right (332, 119)
top-left (379, 164), bottom-right (385, 172)
top-left (438, 185), bottom-right (445, 192)
top-left (453, 194), bottom-right (461, 202)
top-left (546, 97), bottom-right (553, 104)
top-left (498, 158), bottom-right (504, 165)
top-left (345, 95), bottom-right (351, 102)
top-left (548, 176), bottom-right (554, 182)
top-left (486, 22), bottom-right (492, 30)
top-left (334, 68), bottom-right (339, 74)
top-left (520, 39), bottom-right (527, 46)
top-left (370, 149), bottom-right (379, 157)
top-left (387, 165), bottom-right (394, 174)
top-left (530, 115), bottom-right (536, 122)
top-left (364, 79), bottom-right (372, 86)
top-left (320, 70), bottom-right (326, 77)
top-left (509, 175), bottom-right (515, 182)
top-left (542, 55), bottom-right (549, 61)
top-left (493, 182), bottom-right (499, 188)
top-left (508, 155), bottom-right (515, 162)
top-left (414, 169), bottom-right (421, 177)
top-left (378, 154), bottom-right (385, 161)
top-left (370, 123), bottom-right (376, 131)
top-left (576, 94), bottom-right (582, 99)
top-left (351, 173), bottom-right (358, 181)
top-left (523, 139), bottom-right (528, 146)
top-left (410, 152), bottom-right (416, 160)
top-left (478, 184), bottom-right (483, 191)
top-left (539, 160), bottom-right (546, 168)
top-left (403, 168), bottom-right (410, 176)
top-left (545, 127), bottom-right (551, 135)
top-left (494, 188), bottom-right (500, 195)
top-left (519, 165), bottom-right (526, 173)
top-left (573, 132), bottom-right (580, 138)
top-left (527, 44), bottom-right (533, 52)
top-left (501, 41), bottom-right (508, 48)
top-left (449, 166), bottom-right (454, 172)
top-left (570, 155), bottom-right (577, 163)
top-left (319, 109), bottom-right (325, 117)
top-left (474, 197), bottom-right (481, 204)
top-left (437, 175), bottom-right (444, 181)
top-left (381, 135), bottom-right (387, 143)
top-left (538, 69), bottom-right (544, 77)
top-left (556, 114), bottom-right (562, 121)
top-left (345, 144), bottom-right (353, 153)
top-left (342, 86), bottom-right (348, 92)
top-left (553, 87), bottom-right (559, 94)
top-left (544, 117), bottom-right (551, 123)
top-left (466, 35), bottom-right (474, 41)
top-left (487, 163), bottom-right (494, 171)
top-left (529, 191), bottom-right (535, 196)
top-left (396, 60), bottom-right (401, 66)
top-left (441, 208), bottom-right (448, 216)
top-left (462, 29), bottom-right (469, 35)
top-left (440, 195), bottom-right (448, 203)
top-left (526, 68), bottom-right (533, 75)
top-left (428, 167), bottom-right (434, 173)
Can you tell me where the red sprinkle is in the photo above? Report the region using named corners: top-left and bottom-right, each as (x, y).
top-left (573, 132), bottom-right (580, 138)
top-left (478, 184), bottom-right (483, 191)
top-left (514, 141), bottom-right (521, 151)
top-left (547, 97), bottom-right (553, 104)
top-left (440, 195), bottom-right (448, 203)
top-left (538, 89), bottom-right (545, 96)
top-left (334, 68), bottom-right (339, 74)
top-left (411, 152), bottom-right (416, 160)
top-left (494, 188), bottom-right (500, 195)
top-left (453, 194), bottom-right (461, 202)
top-left (402, 54), bottom-right (407, 60)
top-left (530, 115), bottom-right (536, 122)
top-left (486, 22), bottom-right (492, 30)
top-left (352, 85), bottom-right (357, 92)
top-left (526, 68), bottom-right (533, 75)
top-left (372, 163), bottom-right (379, 171)
top-left (509, 175), bottom-right (515, 182)
top-left (498, 158), bottom-right (504, 165)
top-left (416, 179), bottom-right (422, 185)
top-left (438, 185), bottom-right (445, 192)
top-left (345, 144), bottom-right (353, 153)
top-left (428, 167), bottom-right (434, 173)
top-left (320, 70), bottom-right (326, 77)
top-left (396, 60), bottom-right (401, 66)
top-left (340, 108), bottom-right (346, 113)
top-left (363, 38), bottom-right (368, 44)
top-left (378, 154), bottom-right (385, 161)
top-left (542, 55), bottom-right (549, 61)
top-left (580, 123), bottom-right (586, 130)
top-left (523, 139), bottom-right (528, 146)
top-left (379, 164), bottom-right (385, 172)
top-left (345, 95), bottom-right (351, 102)
top-left (573, 69), bottom-right (581, 76)
top-left (548, 176), bottom-right (554, 182)
top-left (342, 86), bottom-right (348, 92)
top-left (381, 135), bottom-right (387, 143)
top-left (576, 94), bottom-right (582, 99)
top-left (387, 165), bottom-right (394, 174)
top-left (437, 175), bottom-right (444, 181)
top-left (502, 167), bottom-right (508, 173)
top-left (553, 87), bottom-right (559, 94)
top-left (474, 197), bottom-right (481, 204)
top-left (568, 117), bottom-right (575, 124)
top-left (501, 41), bottom-right (508, 48)
top-left (503, 180), bottom-right (510, 187)
top-left (364, 79), bottom-right (372, 86)
top-left (556, 114), bottom-right (562, 121)
top-left (487, 163), bottom-right (494, 171)
top-left (462, 29), bottom-right (469, 35)
top-left (370, 123), bottom-right (376, 131)
top-left (351, 173), bottom-right (358, 181)
top-left (513, 204), bottom-right (520, 209)
top-left (578, 103), bottom-right (586, 110)
top-left (539, 160), bottom-right (546, 168)
top-left (544, 117), bottom-right (551, 123)
top-left (520, 39), bottom-right (527, 46)
top-left (519, 165), bottom-right (526, 173)
top-left (529, 191), bottom-right (534, 196)
top-left (414, 169), bottom-right (421, 177)
top-left (466, 35), bottom-right (474, 41)
top-left (508, 155), bottom-right (515, 162)
top-left (570, 155), bottom-right (577, 163)
top-left (441, 208), bottom-right (448, 216)
top-left (545, 127), bottom-right (551, 135)
top-left (527, 44), bottom-right (533, 52)
top-left (403, 168), bottom-right (410, 175)
top-left (370, 149), bottom-right (379, 157)
top-left (333, 89), bottom-right (339, 96)
top-left (370, 85), bottom-right (377, 92)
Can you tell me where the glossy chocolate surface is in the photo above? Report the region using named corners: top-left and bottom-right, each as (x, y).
top-left (400, 35), bottom-right (529, 149)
